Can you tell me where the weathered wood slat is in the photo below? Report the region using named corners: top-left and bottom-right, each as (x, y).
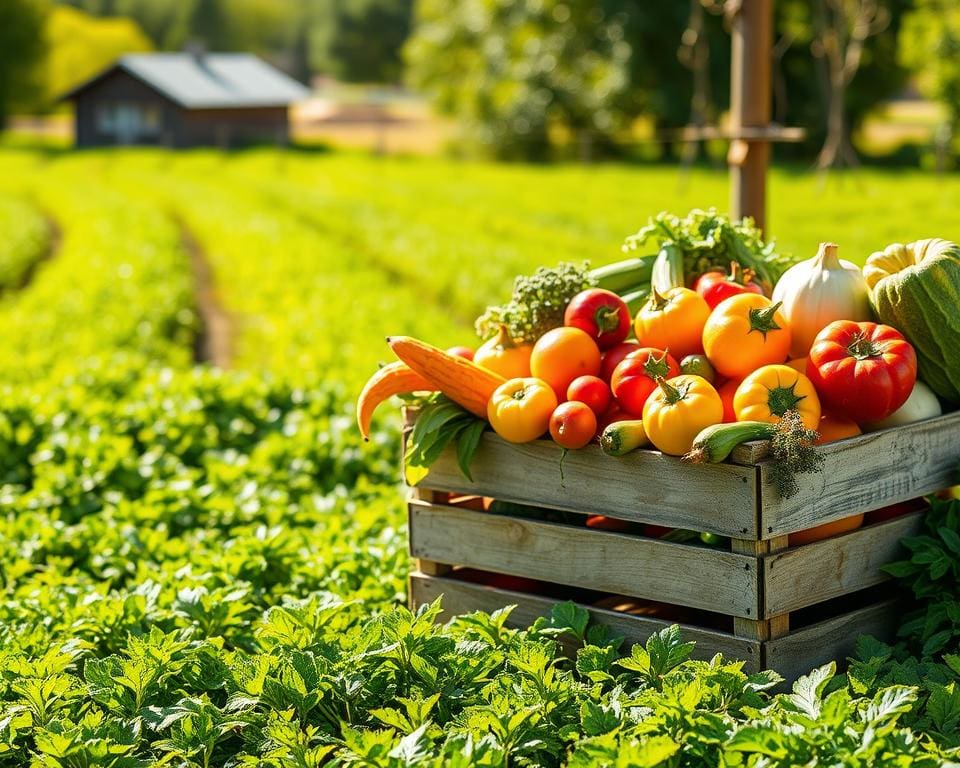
top-left (762, 513), bottom-right (923, 617)
top-left (409, 573), bottom-right (762, 670)
top-left (763, 598), bottom-right (901, 681)
top-left (409, 500), bottom-right (761, 618)
top-left (732, 536), bottom-right (790, 639)
top-left (759, 411), bottom-right (960, 538)
top-left (423, 433), bottom-right (759, 538)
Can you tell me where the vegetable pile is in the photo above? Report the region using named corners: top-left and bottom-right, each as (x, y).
top-left (360, 210), bottom-right (959, 542)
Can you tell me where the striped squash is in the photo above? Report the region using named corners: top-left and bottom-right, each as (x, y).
top-left (864, 238), bottom-right (960, 403)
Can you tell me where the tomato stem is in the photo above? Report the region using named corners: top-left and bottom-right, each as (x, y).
top-left (493, 324), bottom-right (517, 350)
top-left (766, 382), bottom-right (806, 417)
top-left (643, 349), bottom-right (672, 380)
top-left (655, 376), bottom-right (686, 405)
top-left (748, 301), bottom-right (783, 339)
top-left (593, 305), bottom-right (622, 334)
top-left (846, 331), bottom-right (885, 360)
top-left (648, 287), bottom-right (669, 311)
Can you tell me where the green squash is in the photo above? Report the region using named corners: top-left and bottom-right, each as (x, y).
top-left (864, 238), bottom-right (960, 403)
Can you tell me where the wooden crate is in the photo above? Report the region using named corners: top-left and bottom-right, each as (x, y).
top-left (406, 409), bottom-right (960, 676)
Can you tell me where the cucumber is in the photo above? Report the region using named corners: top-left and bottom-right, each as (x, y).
top-left (650, 244), bottom-right (685, 293)
top-left (590, 255), bottom-right (656, 294)
top-left (600, 420), bottom-right (649, 456)
top-left (621, 286), bottom-right (650, 315)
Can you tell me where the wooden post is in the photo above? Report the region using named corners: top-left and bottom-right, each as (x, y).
top-left (729, 0), bottom-right (773, 232)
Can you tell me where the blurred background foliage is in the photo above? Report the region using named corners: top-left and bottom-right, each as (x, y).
top-left (0, 0), bottom-right (958, 163)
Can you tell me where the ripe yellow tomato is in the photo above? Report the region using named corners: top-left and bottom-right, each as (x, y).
top-left (634, 288), bottom-right (710, 359)
top-left (733, 364), bottom-right (821, 430)
top-left (530, 327), bottom-right (601, 399)
top-left (642, 374), bottom-right (723, 456)
top-left (487, 377), bottom-right (558, 443)
top-left (702, 294), bottom-right (791, 379)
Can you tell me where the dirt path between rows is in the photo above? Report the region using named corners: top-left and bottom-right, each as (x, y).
top-left (178, 220), bottom-right (233, 368)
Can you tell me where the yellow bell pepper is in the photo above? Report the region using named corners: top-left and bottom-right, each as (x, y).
top-left (642, 374), bottom-right (723, 456)
top-left (733, 364), bottom-right (821, 431)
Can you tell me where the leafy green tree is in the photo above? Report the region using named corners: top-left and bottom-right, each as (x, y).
top-left (0, 0), bottom-right (48, 127)
top-left (405, 0), bottom-right (631, 159)
top-left (44, 5), bottom-right (152, 103)
top-left (901, 0), bottom-right (960, 142)
top-left (311, 0), bottom-right (412, 83)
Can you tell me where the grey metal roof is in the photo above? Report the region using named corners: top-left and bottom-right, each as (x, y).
top-left (67, 53), bottom-right (310, 108)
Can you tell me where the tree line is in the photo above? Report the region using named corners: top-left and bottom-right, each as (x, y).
top-left (1, 0), bottom-right (957, 163)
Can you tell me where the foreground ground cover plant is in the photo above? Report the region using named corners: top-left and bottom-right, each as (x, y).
top-left (0, 146), bottom-right (958, 765)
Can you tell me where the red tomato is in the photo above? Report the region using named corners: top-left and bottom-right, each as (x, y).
top-left (564, 289), bottom-right (631, 350)
top-left (567, 375), bottom-right (611, 416)
top-left (807, 321), bottom-right (917, 423)
top-left (595, 403), bottom-right (630, 438)
top-left (694, 264), bottom-right (765, 309)
top-left (643, 524), bottom-right (673, 538)
top-left (610, 348), bottom-right (679, 416)
top-left (600, 341), bottom-right (641, 382)
top-left (716, 378), bottom-right (741, 423)
top-left (549, 401), bottom-right (597, 449)
top-left (456, 568), bottom-right (543, 593)
top-left (866, 498), bottom-right (927, 524)
top-left (446, 346), bottom-right (475, 361)
top-left (586, 515), bottom-right (631, 532)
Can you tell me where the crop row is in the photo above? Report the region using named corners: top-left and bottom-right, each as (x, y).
top-left (94, 152), bottom-right (469, 390)
top-left (0, 155), bottom-right (195, 382)
top-left (0, 195), bottom-right (50, 292)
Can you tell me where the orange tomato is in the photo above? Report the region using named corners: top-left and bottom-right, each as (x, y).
top-left (530, 327), bottom-right (601, 399)
top-left (788, 514), bottom-right (864, 546)
top-left (586, 515), bottom-right (632, 532)
top-left (733, 364), bottom-right (821, 430)
top-left (717, 379), bottom-right (741, 423)
top-left (702, 294), bottom-right (791, 379)
top-left (642, 374), bottom-right (724, 456)
top-left (787, 357), bottom-right (808, 373)
top-left (633, 288), bottom-right (711, 359)
top-left (549, 401), bottom-right (597, 449)
top-left (487, 377), bottom-right (558, 443)
top-left (815, 412), bottom-right (861, 445)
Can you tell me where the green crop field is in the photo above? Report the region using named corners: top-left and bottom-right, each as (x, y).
top-left (0, 145), bottom-right (958, 766)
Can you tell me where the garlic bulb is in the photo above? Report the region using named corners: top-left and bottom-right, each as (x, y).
top-left (772, 242), bottom-right (872, 358)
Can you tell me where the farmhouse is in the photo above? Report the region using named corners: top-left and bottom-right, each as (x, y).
top-left (64, 53), bottom-right (310, 148)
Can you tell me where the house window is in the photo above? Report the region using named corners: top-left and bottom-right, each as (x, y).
top-left (95, 102), bottom-right (162, 143)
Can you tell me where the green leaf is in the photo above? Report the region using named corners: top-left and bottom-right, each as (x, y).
top-left (863, 685), bottom-right (916, 725)
top-left (785, 663), bottom-right (835, 718)
top-left (579, 700), bottom-right (620, 737)
top-left (725, 726), bottom-right (791, 758)
top-left (646, 625), bottom-right (695, 676)
top-left (455, 419), bottom-right (486, 482)
top-left (939, 526), bottom-right (960, 556)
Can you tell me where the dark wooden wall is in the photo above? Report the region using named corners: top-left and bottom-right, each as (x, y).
top-left (73, 69), bottom-right (291, 148)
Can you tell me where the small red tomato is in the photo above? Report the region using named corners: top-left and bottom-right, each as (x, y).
top-left (600, 341), bottom-right (641, 382)
top-left (610, 348), bottom-right (679, 416)
top-left (865, 498), bottom-right (926, 524)
top-left (716, 379), bottom-right (741, 423)
top-left (694, 263), bottom-right (765, 309)
top-left (446, 345), bottom-right (474, 361)
top-left (807, 321), bottom-right (917, 423)
top-left (586, 515), bottom-right (632, 532)
top-left (564, 289), bottom-right (631, 350)
top-left (549, 401), bottom-right (597, 449)
top-left (594, 403), bottom-right (630, 438)
top-left (643, 524), bottom-right (673, 538)
top-left (567, 375), bottom-right (611, 416)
